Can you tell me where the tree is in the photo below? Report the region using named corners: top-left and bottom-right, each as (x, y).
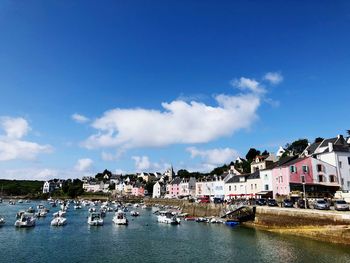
top-left (347, 130), bottom-right (350, 136)
top-left (177, 169), bottom-right (191, 178)
top-left (285, 139), bottom-right (309, 155)
top-left (145, 182), bottom-right (155, 195)
top-left (245, 148), bottom-right (261, 162)
top-left (314, 137), bottom-right (324, 143)
top-left (261, 150), bottom-right (269, 156)
top-left (210, 164), bottom-right (228, 176)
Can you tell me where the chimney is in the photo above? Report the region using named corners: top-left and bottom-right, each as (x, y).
top-left (328, 142), bottom-right (333, 152)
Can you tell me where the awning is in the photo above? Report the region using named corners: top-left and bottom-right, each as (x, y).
top-left (256, 191), bottom-right (272, 195)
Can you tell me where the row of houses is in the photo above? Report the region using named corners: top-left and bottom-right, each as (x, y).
top-left (153, 135), bottom-right (350, 200)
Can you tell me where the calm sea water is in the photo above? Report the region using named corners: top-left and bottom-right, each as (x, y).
top-left (0, 201), bottom-right (349, 263)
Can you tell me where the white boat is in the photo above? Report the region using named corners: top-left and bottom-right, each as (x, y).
top-left (130, 211), bottom-right (139, 217)
top-left (36, 209), bottom-right (48, 217)
top-left (157, 211), bottom-right (181, 225)
top-left (51, 216), bottom-right (67, 226)
top-left (53, 210), bottom-right (66, 217)
top-left (133, 203), bottom-right (139, 208)
top-left (112, 211), bottom-right (128, 225)
top-left (0, 216), bottom-right (5, 226)
top-left (15, 214), bottom-right (36, 228)
top-left (88, 207), bottom-right (96, 213)
top-left (87, 213), bottom-right (103, 226)
top-left (74, 205), bottom-right (82, 210)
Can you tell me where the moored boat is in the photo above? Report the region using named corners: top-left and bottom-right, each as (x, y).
top-left (130, 211), bottom-right (139, 217)
top-left (157, 211), bottom-right (181, 225)
top-left (87, 212), bottom-right (104, 226)
top-left (15, 214), bottom-right (36, 228)
top-left (112, 211), bottom-right (128, 225)
top-left (51, 216), bottom-right (67, 226)
top-left (0, 215), bottom-right (5, 226)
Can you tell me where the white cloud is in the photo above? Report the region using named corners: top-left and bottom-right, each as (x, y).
top-left (132, 156), bottom-right (151, 171)
top-left (74, 158), bottom-right (93, 172)
top-left (72, 113), bottom-right (90, 123)
top-left (132, 155), bottom-right (169, 172)
top-left (0, 167), bottom-right (94, 181)
top-left (0, 117), bottom-right (30, 139)
top-left (101, 150), bottom-right (124, 161)
top-left (0, 117), bottom-right (53, 161)
top-left (187, 147), bottom-right (239, 166)
top-left (231, 77), bottom-right (265, 94)
top-left (83, 86), bottom-right (261, 150)
top-left (0, 168), bottom-right (59, 181)
top-left (264, 72), bottom-right (283, 85)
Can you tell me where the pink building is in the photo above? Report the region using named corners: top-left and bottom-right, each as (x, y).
top-left (273, 157), bottom-right (340, 197)
top-left (132, 185), bottom-right (145, 197)
top-left (168, 177), bottom-right (181, 198)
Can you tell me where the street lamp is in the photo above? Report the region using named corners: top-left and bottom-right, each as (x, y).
top-left (301, 174), bottom-right (307, 208)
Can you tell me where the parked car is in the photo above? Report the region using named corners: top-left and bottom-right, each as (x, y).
top-left (283, 199), bottom-right (294, 208)
top-left (314, 199), bottom-right (330, 210)
top-left (256, 198), bottom-right (267, 206)
top-left (334, 200), bottom-right (349, 211)
top-left (297, 199), bottom-right (309, 209)
top-left (213, 197), bottom-right (224, 204)
top-left (267, 199), bottom-right (278, 207)
top-left (198, 196), bottom-right (210, 203)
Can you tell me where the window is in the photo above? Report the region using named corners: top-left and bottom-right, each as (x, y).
top-left (234, 185), bottom-right (237, 191)
top-left (251, 184), bottom-right (253, 190)
top-left (348, 157), bottom-right (350, 165)
top-left (329, 175), bottom-right (336, 183)
top-left (290, 165), bottom-right (296, 173)
top-left (255, 184), bottom-right (257, 190)
top-left (265, 185), bottom-right (269, 191)
top-left (317, 164), bottom-right (323, 172)
top-left (229, 186), bottom-right (231, 191)
top-left (301, 175), bottom-right (305, 183)
top-left (318, 175), bottom-right (324, 182)
top-left (339, 161), bottom-right (342, 168)
top-left (302, 165), bottom-right (308, 173)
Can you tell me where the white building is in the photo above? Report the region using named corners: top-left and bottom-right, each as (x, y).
top-left (153, 182), bottom-right (161, 198)
top-left (259, 169), bottom-right (273, 192)
top-left (224, 174), bottom-right (248, 200)
top-left (303, 135), bottom-right (350, 190)
top-left (179, 177), bottom-right (196, 197)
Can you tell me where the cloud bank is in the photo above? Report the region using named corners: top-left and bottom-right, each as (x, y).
top-left (0, 117), bottom-right (52, 161)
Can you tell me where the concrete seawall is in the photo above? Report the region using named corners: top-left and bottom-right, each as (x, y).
top-left (144, 198), bottom-right (224, 217)
top-left (145, 198), bottom-right (350, 245)
top-left (254, 206), bottom-right (350, 227)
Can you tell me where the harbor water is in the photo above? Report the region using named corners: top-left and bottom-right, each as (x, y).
top-left (0, 201), bottom-right (350, 263)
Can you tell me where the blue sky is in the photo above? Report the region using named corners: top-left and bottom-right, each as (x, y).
top-left (0, 0), bottom-right (349, 180)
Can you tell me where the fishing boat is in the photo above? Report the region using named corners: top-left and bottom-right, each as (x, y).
top-left (51, 216), bottom-right (67, 226)
top-left (15, 214), bottom-right (36, 228)
top-left (157, 211), bottom-right (181, 225)
top-left (130, 211), bottom-right (139, 217)
top-left (112, 211), bottom-right (128, 225)
top-left (87, 212), bottom-right (104, 226)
